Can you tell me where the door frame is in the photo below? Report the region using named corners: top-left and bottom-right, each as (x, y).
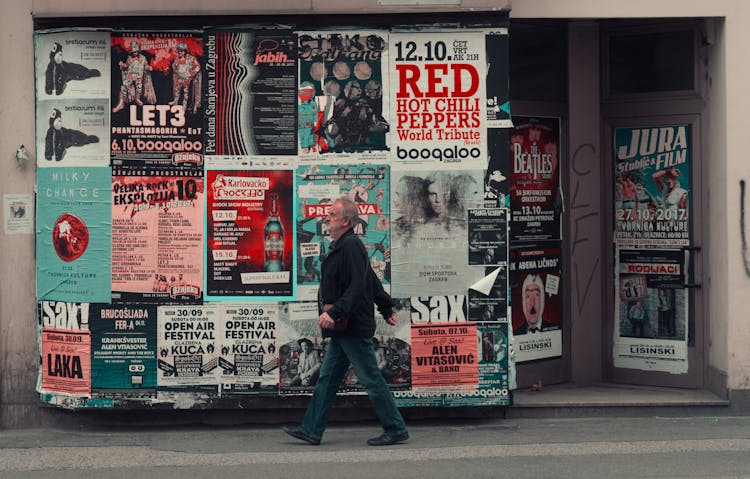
top-left (600, 19), bottom-right (707, 389)
top-left (602, 112), bottom-right (705, 388)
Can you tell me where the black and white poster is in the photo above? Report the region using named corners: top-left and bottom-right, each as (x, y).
top-left (204, 29), bottom-right (297, 157)
top-left (468, 208), bottom-right (508, 265)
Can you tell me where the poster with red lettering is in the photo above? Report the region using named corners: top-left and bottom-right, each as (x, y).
top-left (110, 32), bottom-right (205, 167)
top-left (39, 301), bottom-right (92, 396)
top-left (295, 163), bottom-right (390, 302)
top-left (390, 31), bottom-right (487, 169)
top-left (40, 328), bottom-right (92, 396)
top-left (111, 167), bottom-right (204, 304)
top-left (410, 323), bottom-right (478, 389)
top-left (509, 116), bottom-right (561, 241)
top-left (613, 248), bottom-right (688, 374)
top-left (205, 168), bottom-right (295, 300)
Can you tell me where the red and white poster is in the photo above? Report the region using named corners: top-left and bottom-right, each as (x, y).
top-left (39, 301), bottom-right (92, 396)
top-left (205, 168), bottom-right (295, 299)
top-left (111, 167), bottom-right (204, 303)
top-left (390, 31), bottom-right (487, 168)
top-left (41, 328), bottom-right (91, 396)
top-left (410, 323), bottom-right (478, 389)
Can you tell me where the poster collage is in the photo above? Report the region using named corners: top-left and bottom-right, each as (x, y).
top-left (33, 25), bottom-right (526, 410)
top-left (613, 126), bottom-right (691, 374)
top-left (508, 117), bottom-right (563, 363)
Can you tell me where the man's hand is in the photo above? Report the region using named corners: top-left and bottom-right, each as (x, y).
top-left (385, 312), bottom-right (398, 326)
top-left (318, 311), bottom-right (335, 329)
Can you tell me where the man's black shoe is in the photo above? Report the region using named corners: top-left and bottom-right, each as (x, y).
top-left (367, 432), bottom-right (409, 446)
top-left (282, 426), bottom-right (321, 445)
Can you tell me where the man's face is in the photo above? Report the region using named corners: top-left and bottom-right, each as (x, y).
top-left (326, 201), bottom-right (349, 240)
top-left (298, 85), bottom-right (314, 102)
top-left (347, 82), bottom-right (362, 100)
top-left (365, 81), bottom-right (381, 99)
top-left (427, 182), bottom-right (445, 215)
top-left (523, 282), bottom-right (542, 326)
top-left (300, 341), bottom-right (310, 353)
top-left (53, 117), bottom-right (62, 130)
top-left (665, 175), bottom-right (676, 191)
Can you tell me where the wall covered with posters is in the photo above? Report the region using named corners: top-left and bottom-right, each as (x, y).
top-left (33, 20), bottom-right (515, 410)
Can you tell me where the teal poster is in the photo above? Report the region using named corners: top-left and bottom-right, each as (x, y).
top-left (295, 164), bottom-right (390, 301)
top-left (614, 125), bottom-right (691, 247)
top-left (90, 303), bottom-right (157, 393)
top-left (37, 167), bottom-right (112, 302)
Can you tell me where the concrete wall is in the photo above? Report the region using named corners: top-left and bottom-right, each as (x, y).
top-left (1, 1), bottom-right (40, 428)
top-left (719, 7), bottom-right (750, 392)
top-left (30, 0), bottom-right (510, 16)
top-left (704, 18), bottom-right (729, 392)
top-left (565, 21), bottom-right (602, 385)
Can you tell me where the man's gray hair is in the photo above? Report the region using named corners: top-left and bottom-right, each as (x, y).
top-left (336, 196), bottom-right (359, 226)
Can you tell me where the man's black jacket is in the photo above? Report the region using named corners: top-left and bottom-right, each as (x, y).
top-left (319, 228), bottom-right (393, 338)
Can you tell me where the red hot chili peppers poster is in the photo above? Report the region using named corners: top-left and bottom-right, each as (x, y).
top-left (390, 31), bottom-right (487, 168)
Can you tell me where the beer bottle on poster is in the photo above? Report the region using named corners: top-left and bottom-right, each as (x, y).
top-left (264, 194), bottom-right (284, 272)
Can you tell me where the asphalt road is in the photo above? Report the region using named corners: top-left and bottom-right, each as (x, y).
top-left (2, 416), bottom-right (750, 478)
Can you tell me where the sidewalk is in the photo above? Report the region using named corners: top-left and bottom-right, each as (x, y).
top-left (1, 415), bottom-right (750, 479)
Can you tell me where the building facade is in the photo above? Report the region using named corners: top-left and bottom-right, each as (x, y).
top-left (0, 0), bottom-right (746, 427)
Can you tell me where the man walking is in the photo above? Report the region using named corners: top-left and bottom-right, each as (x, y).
top-left (283, 197), bottom-right (409, 446)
